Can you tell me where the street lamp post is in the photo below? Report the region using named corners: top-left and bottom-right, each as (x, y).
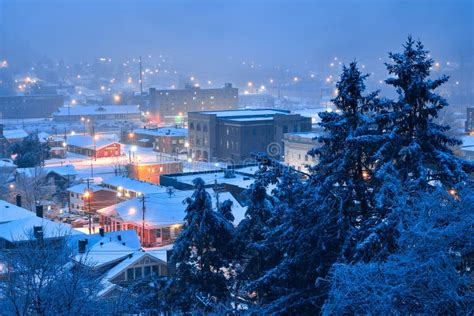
top-left (83, 189), bottom-right (93, 234)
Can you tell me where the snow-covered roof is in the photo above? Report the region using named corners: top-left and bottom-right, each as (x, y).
top-left (16, 165), bottom-right (77, 178)
top-left (3, 129), bottom-right (28, 140)
top-left (0, 216), bottom-right (82, 242)
top-left (54, 105), bottom-right (140, 116)
top-left (66, 183), bottom-right (114, 194)
top-left (103, 250), bottom-right (167, 282)
top-left (37, 132), bottom-right (50, 143)
top-left (69, 229), bottom-right (141, 255)
top-left (172, 171), bottom-right (255, 190)
top-left (75, 240), bottom-right (135, 268)
top-left (199, 109), bottom-right (290, 118)
top-left (461, 135), bottom-right (474, 148)
top-left (0, 160), bottom-right (16, 168)
top-left (0, 200), bottom-right (35, 223)
top-left (66, 135), bottom-right (121, 150)
top-left (145, 244), bottom-right (173, 262)
top-left (97, 189), bottom-right (247, 227)
top-left (102, 176), bottom-right (168, 195)
top-left (133, 127), bottom-right (188, 137)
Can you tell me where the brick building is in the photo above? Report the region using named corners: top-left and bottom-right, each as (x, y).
top-left (127, 126), bottom-right (188, 154)
top-left (127, 161), bottom-right (183, 184)
top-left (188, 109), bottom-right (312, 162)
top-left (66, 135), bottom-right (122, 158)
top-left (148, 83), bottom-right (238, 123)
top-left (0, 94), bottom-right (63, 119)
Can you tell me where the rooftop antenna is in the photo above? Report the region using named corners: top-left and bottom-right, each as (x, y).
top-left (139, 56), bottom-right (143, 96)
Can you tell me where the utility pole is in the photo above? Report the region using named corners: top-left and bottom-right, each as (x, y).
top-left (92, 125), bottom-right (97, 161)
top-left (139, 56), bottom-right (143, 96)
top-left (85, 178), bottom-right (93, 234)
top-left (141, 194), bottom-right (146, 245)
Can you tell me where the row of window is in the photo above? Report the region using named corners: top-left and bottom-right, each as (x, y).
top-left (189, 122), bottom-right (208, 132)
top-left (126, 265), bottom-right (161, 281)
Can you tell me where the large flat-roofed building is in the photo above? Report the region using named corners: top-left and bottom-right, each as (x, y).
top-left (148, 83), bottom-right (238, 123)
top-left (127, 127), bottom-right (188, 154)
top-left (283, 132), bottom-right (320, 173)
top-left (53, 105), bottom-right (141, 122)
top-left (0, 94), bottom-right (64, 119)
top-left (188, 109), bottom-right (312, 162)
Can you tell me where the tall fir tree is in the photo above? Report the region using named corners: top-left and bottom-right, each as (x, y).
top-left (375, 36), bottom-right (473, 189)
top-left (242, 63), bottom-right (382, 314)
top-left (167, 178), bottom-right (235, 313)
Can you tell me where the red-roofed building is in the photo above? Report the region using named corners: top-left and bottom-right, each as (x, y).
top-left (66, 135), bottom-right (122, 158)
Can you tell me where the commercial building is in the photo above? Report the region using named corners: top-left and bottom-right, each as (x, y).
top-left (66, 135), bottom-right (122, 158)
top-left (53, 105), bottom-right (141, 123)
top-left (127, 126), bottom-right (188, 154)
top-left (127, 160), bottom-right (183, 184)
top-left (187, 109), bottom-right (312, 162)
top-left (283, 132), bottom-right (320, 173)
top-left (0, 94), bottom-right (64, 119)
top-left (148, 83), bottom-right (238, 123)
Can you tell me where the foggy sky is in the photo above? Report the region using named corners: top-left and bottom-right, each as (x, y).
top-left (0, 0), bottom-right (473, 75)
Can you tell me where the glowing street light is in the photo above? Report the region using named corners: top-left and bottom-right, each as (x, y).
top-left (113, 94), bottom-right (121, 103)
top-left (247, 81), bottom-right (253, 87)
top-left (129, 207), bottom-right (136, 215)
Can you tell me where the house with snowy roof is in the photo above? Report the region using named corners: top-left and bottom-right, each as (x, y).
top-left (69, 228), bottom-right (169, 297)
top-left (67, 183), bottom-right (118, 214)
top-left (66, 134), bottom-right (122, 158)
top-left (97, 189), bottom-right (247, 247)
top-left (3, 129), bottom-right (28, 143)
top-left (16, 165), bottom-right (77, 193)
top-left (0, 200), bottom-right (83, 249)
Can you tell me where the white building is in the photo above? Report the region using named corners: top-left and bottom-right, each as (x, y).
top-left (53, 105), bottom-right (141, 122)
top-left (283, 131), bottom-right (320, 173)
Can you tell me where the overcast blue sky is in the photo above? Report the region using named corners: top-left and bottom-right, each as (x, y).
top-left (1, 0), bottom-right (472, 74)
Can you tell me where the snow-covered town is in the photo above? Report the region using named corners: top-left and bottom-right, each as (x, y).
top-left (0, 0), bottom-right (472, 314)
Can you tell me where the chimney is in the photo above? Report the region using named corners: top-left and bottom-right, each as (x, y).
top-left (16, 194), bottom-right (22, 207)
top-left (35, 205), bottom-right (43, 218)
top-left (78, 239), bottom-right (87, 254)
top-left (33, 226), bottom-right (43, 240)
top-left (99, 227), bottom-right (104, 237)
top-left (117, 234), bottom-right (122, 241)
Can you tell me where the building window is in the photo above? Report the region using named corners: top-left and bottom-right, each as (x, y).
top-left (283, 125), bottom-right (288, 133)
top-left (189, 123), bottom-right (194, 130)
top-left (127, 268), bottom-right (134, 280)
top-left (203, 124), bottom-right (208, 132)
top-left (144, 266), bottom-right (151, 276)
top-left (196, 124), bottom-right (201, 131)
top-left (135, 267), bottom-right (142, 279)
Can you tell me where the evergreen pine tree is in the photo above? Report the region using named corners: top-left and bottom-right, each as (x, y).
top-left (243, 63), bottom-right (382, 314)
top-left (10, 133), bottom-right (50, 168)
top-left (376, 36), bottom-right (473, 189)
top-left (168, 178), bottom-right (235, 312)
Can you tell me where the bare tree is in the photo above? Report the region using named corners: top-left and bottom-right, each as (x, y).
top-left (0, 231), bottom-right (108, 316)
top-left (14, 167), bottom-right (53, 211)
